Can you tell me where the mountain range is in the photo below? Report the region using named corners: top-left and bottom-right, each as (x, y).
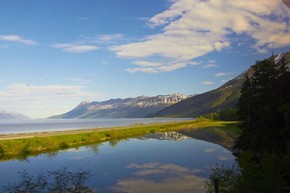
top-left (148, 71), bottom-right (246, 117)
top-left (51, 52), bottom-right (290, 119)
top-left (0, 110), bottom-right (31, 119)
top-left (149, 52), bottom-right (290, 117)
top-left (50, 93), bottom-right (189, 119)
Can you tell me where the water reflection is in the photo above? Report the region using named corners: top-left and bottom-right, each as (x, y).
top-left (179, 127), bottom-right (236, 150)
top-left (112, 163), bottom-right (206, 193)
top-left (87, 144), bottom-right (100, 155)
top-left (140, 131), bottom-right (191, 141)
top-left (0, 129), bottom-right (235, 193)
top-left (2, 168), bottom-right (93, 193)
top-left (108, 138), bottom-right (129, 148)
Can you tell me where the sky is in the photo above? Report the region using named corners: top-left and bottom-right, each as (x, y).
top-left (0, 0), bottom-right (290, 118)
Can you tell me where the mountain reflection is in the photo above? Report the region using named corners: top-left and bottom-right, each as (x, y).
top-left (140, 128), bottom-right (236, 152)
top-left (140, 131), bottom-right (191, 141)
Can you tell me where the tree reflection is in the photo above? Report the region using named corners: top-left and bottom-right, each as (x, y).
top-left (2, 168), bottom-right (94, 193)
top-left (46, 151), bottom-right (58, 159)
top-left (109, 138), bottom-right (129, 148)
top-left (88, 144), bottom-right (99, 155)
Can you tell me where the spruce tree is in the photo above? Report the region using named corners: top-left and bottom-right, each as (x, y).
top-left (237, 55), bottom-right (290, 155)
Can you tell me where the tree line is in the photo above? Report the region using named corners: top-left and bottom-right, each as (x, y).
top-left (206, 53), bottom-right (290, 193)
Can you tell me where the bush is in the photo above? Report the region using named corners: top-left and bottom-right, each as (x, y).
top-left (205, 164), bottom-right (240, 193)
top-left (59, 142), bottom-right (69, 149)
top-left (0, 145), bottom-right (5, 157)
top-left (2, 168), bottom-right (93, 193)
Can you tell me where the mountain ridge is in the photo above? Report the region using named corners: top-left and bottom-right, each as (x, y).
top-left (50, 93), bottom-right (190, 119)
top-left (51, 52), bottom-right (290, 119)
top-left (149, 52), bottom-right (290, 118)
top-left (0, 110), bottom-right (31, 119)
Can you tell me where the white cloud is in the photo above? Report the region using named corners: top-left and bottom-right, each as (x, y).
top-left (112, 0), bottom-right (290, 73)
top-left (0, 84), bottom-right (83, 98)
top-left (126, 60), bottom-right (198, 73)
top-left (133, 61), bottom-right (163, 67)
top-left (97, 34), bottom-right (124, 42)
top-left (0, 83), bottom-right (102, 118)
top-left (52, 34), bottom-right (124, 53)
top-left (215, 72), bottom-right (228, 77)
top-left (51, 43), bottom-right (98, 53)
top-left (126, 67), bottom-right (158, 73)
top-left (64, 45), bottom-right (98, 53)
top-left (69, 77), bottom-right (84, 82)
top-left (214, 41), bottom-right (230, 51)
top-left (0, 35), bottom-right (37, 45)
top-left (158, 62), bottom-right (188, 72)
top-left (203, 63), bottom-right (218, 68)
top-left (202, 81), bottom-right (214, 85)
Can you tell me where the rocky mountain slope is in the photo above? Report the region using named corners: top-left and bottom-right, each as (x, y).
top-left (0, 110), bottom-right (31, 119)
top-left (149, 52), bottom-right (290, 118)
top-left (50, 93), bottom-right (189, 119)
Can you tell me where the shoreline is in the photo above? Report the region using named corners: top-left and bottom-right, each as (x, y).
top-left (0, 120), bottom-right (193, 140)
top-left (0, 118), bottom-right (193, 136)
top-left (0, 120), bottom-right (239, 160)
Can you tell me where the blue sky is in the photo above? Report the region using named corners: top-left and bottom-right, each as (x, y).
top-left (0, 0), bottom-right (290, 118)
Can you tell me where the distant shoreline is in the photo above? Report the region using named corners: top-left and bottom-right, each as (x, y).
top-left (0, 117), bottom-right (193, 135)
top-left (0, 120), bottom-right (191, 140)
top-left (0, 120), bottom-right (238, 161)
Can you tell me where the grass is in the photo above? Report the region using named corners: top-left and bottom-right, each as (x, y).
top-left (0, 119), bottom-right (239, 160)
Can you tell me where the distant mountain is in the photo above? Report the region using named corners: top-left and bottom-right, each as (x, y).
top-left (0, 110), bottom-right (31, 119)
top-left (149, 52), bottom-right (290, 118)
top-left (50, 93), bottom-right (189, 119)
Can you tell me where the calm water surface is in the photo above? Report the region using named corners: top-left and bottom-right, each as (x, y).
top-left (0, 118), bottom-right (192, 134)
top-left (0, 131), bottom-right (235, 193)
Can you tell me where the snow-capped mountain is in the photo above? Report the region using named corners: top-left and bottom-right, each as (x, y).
top-left (0, 110), bottom-right (31, 119)
top-left (150, 51), bottom-right (290, 118)
top-left (50, 93), bottom-right (189, 119)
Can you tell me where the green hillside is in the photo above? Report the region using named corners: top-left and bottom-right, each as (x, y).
top-left (149, 52), bottom-right (290, 118)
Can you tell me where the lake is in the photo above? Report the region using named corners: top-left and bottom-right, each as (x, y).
top-left (0, 130), bottom-right (235, 193)
top-left (0, 118), bottom-right (192, 134)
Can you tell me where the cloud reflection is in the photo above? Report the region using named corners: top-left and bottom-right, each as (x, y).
top-left (204, 148), bottom-right (216, 153)
top-left (112, 163), bottom-right (206, 193)
top-left (217, 155), bottom-right (231, 161)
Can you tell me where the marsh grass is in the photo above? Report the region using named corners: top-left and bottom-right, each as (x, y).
top-left (0, 120), bottom-right (238, 160)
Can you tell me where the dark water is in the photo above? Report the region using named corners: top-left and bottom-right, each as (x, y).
top-left (0, 118), bottom-right (192, 134)
top-left (0, 131), bottom-right (234, 193)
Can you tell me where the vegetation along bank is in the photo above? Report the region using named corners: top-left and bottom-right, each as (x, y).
top-left (0, 119), bottom-right (238, 161)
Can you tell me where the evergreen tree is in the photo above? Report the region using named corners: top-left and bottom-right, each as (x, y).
top-left (207, 53), bottom-right (290, 193)
top-left (236, 55), bottom-right (290, 155)
top-left (236, 53), bottom-right (290, 190)
top-left (235, 75), bottom-right (254, 151)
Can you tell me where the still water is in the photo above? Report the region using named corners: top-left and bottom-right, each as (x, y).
top-left (0, 118), bottom-right (192, 134)
top-left (0, 131), bottom-right (234, 193)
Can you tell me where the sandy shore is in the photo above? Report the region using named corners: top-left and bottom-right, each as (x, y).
top-left (0, 121), bottom-right (189, 140)
top-left (0, 128), bottom-right (100, 140)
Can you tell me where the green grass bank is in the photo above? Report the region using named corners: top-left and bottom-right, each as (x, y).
top-left (0, 119), bottom-right (238, 160)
